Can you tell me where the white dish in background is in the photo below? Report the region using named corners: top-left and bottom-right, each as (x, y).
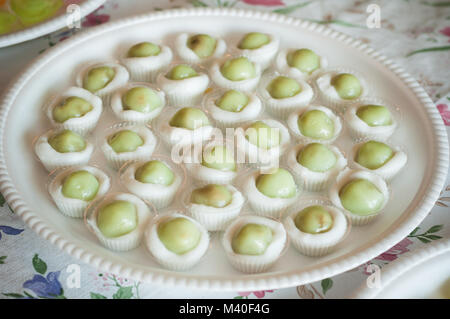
top-left (352, 238), bottom-right (450, 299)
top-left (0, 0), bottom-right (106, 48)
top-left (0, 8), bottom-right (448, 291)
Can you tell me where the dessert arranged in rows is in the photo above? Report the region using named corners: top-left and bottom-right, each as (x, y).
top-left (34, 31), bottom-right (407, 274)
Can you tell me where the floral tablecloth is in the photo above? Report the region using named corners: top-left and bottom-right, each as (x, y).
top-left (0, 0), bottom-right (449, 299)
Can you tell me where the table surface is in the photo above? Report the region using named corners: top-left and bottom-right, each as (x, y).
top-left (0, 0), bottom-right (449, 299)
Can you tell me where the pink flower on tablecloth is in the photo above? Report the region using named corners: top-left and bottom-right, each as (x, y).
top-left (238, 290), bottom-right (274, 298)
top-left (82, 11), bottom-right (110, 27)
top-left (437, 104), bottom-right (450, 126)
top-left (439, 27), bottom-right (450, 38)
top-left (242, 0), bottom-right (285, 6)
top-left (374, 238), bottom-right (413, 262)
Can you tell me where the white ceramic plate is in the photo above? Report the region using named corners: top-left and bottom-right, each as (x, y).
top-left (0, 0), bottom-right (106, 48)
top-left (0, 8), bottom-right (448, 291)
top-left (352, 238), bottom-right (450, 298)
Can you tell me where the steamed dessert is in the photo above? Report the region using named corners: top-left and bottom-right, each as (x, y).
top-left (158, 217), bottom-right (201, 254)
top-left (121, 41), bottom-right (173, 82)
top-left (169, 107), bottom-right (210, 129)
top-left (101, 125), bottom-right (157, 170)
top-left (331, 73), bottom-right (362, 99)
top-left (352, 140), bottom-right (407, 180)
top-left (210, 56), bottom-right (261, 92)
top-left (120, 158), bottom-right (183, 209)
top-left (97, 201), bottom-right (138, 238)
top-left (236, 32), bottom-right (280, 70)
top-left (185, 140), bottom-right (238, 184)
top-left (357, 105), bottom-right (392, 127)
top-left (345, 100), bottom-right (398, 140)
top-left (186, 184), bottom-right (245, 231)
top-left (85, 192), bottom-right (152, 251)
top-left (284, 200), bottom-right (348, 256)
top-left (46, 86), bottom-right (102, 135)
top-left (340, 179), bottom-right (384, 215)
top-left (204, 89), bottom-right (262, 128)
top-left (316, 69), bottom-right (367, 108)
top-left (48, 166), bottom-right (110, 218)
top-left (221, 57), bottom-right (256, 81)
top-left (329, 169), bottom-right (389, 225)
top-left (297, 143), bottom-right (338, 172)
top-left (156, 63), bottom-right (209, 106)
top-left (260, 74), bottom-right (314, 119)
top-left (287, 106), bottom-right (342, 143)
top-left (111, 83), bottom-right (166, 124)
top-left (145, 212), bottom-right (210, 271)
top-left (231, 223), bottom-right (273, 255)
top-left (235, 119), bottom-right (291, 168)
top-left (244, 167), bottom-right (299, 218)
top-left (275, 48), bottom-right (328, 78)
top-left (175, 33), bottom-right (227, 63)
top-left (34, 128), bottom-right (94, 171)
top-left (355, 141), bottom-right (394, 170)
top-left (298, 110), bottom-right (334, 140)
top-left (286, 142), bottom-right (347, 191)
top-left (76, 62), bottom-right (129, 105)
top-left (222, 215), bottom-right (287, 273)
top-left (159, 107), bottom-right (214, 147)
top-left (245, 121), bottom-right (281, 150)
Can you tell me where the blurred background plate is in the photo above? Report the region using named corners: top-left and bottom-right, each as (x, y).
top-left (0, 0), bottom-right (106, 47)
top-left (352, 238), bottom-right (450, 299)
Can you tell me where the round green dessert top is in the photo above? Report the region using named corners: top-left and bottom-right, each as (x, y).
top-left (61, 170), bottom-right (99, 201)
top-left (202, 145), bottom-right (236, 172)
top-left (135, 160), bottom-right (174, 185)
top-left (356, 104), bottom-right (392, 127)
top-left (97, 200), bottom-right (138, 238)
top-left (127, 42), bottom-right (161, 58)
top-left (169, 107), bottom-right (210, 130)
top-left (231, 223), bottom-right (273, 255)
top-left (297, 143), bottom-right (337, 172)
top-left (298, 110), bottom-right (335, 140)
top-left (83, 66), bottom-right (115, 93)
top-left (190, 184), bottom-right (232, 208)
top-left (157, 217), bottom-right (201, 255)
top-left (122, 87), bottom-right (162, 113)
top-left (220, 57), bottom-right (256, 81)
top-left (0, 10), bottom-right (19, 35)
top-left (355, 141), bottom-right (394, 170)
top-left (107, 130), bottom-right (144, 153)
top-left (52, 96), bottom-right (93, 123)
top-left (238, 32), bottom-right (270, 50)
top-left (287, 48), bottom-right (320, 74)
top-left (294, 205), bottom-right (333, 234)
top-left (48, 129), bottom-right (86, 153)
top-left (267, 76), bottom-right (301, 99)
top-left (255, 168), bottom-right (297, 199)
top-left (331, 73), bottom-right (362, 100)
top-left (10, 0), bottom-right (63, 26)
top-left (245, 121), bottom-right (281, 150)
top-left (187, 34), bottom-right (217, 58)
top-left (166, 64), bottom-right (198, 80)
top-left (215, 90), bottom-right (249, 113)
top-left (339, 178), bottom-right (384, 216)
